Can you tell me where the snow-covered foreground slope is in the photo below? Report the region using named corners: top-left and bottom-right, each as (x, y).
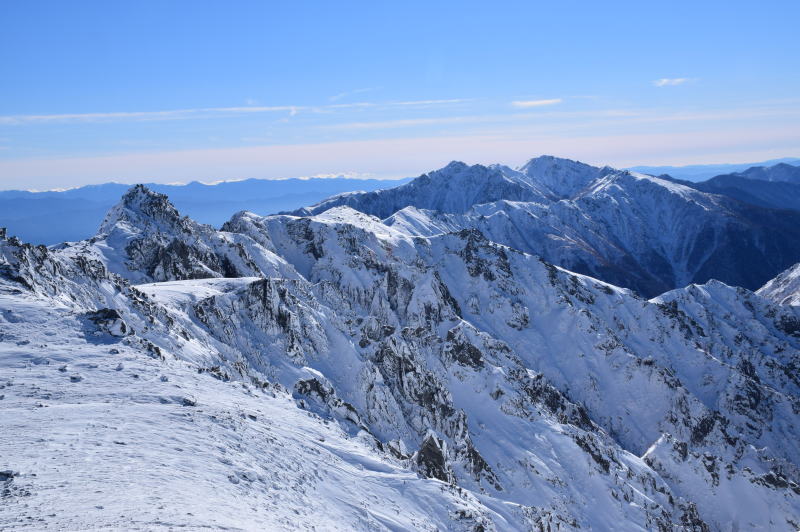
top-left (2, 185), bottom-right (800, 530)
top-left (0, 291), bottom-right (510, 531)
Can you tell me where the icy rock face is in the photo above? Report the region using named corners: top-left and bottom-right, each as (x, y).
top-left (306, 157), bottom-right (800, 297)
top-left (758, 262), bottom-right (800, 306)
top-left (2, 184), bottom-right (800, 530)
top-left (221, 205), bottom-right (800, 529)
top-left (57, 185), bottom-right (293, 284)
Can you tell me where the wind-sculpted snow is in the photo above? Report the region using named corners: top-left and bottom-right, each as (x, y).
top-left (2, 184), bottom-right (800, 530)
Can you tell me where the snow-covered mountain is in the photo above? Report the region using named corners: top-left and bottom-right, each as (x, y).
top-left (628, 157), bottom-right (800, 181)
top-left (759, 262), bottom-right (800, 306)
top-left (685, 164), bottom-right (800, 212)
top-left (296, 156), bottom-right (800, 297)
top-left (0, 176), bottom-right (409, 246)
top-left (55, 185), bottom-right (295, 283)
top-left (732, 163), bottom-right (800, 184)
top-left (2, 181), bottom-right (800, 530)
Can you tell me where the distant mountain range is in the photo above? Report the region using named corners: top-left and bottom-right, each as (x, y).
top-left (680, 163), bottom-right (800, 211)
top-left (3, 158), bottom-right (799, 247)
top-left (0, 177), bottom-right (409, 245)
top-left (294, 156), bottom-right (800, 297)
top-left (629, 157), bottom-right (800, 181)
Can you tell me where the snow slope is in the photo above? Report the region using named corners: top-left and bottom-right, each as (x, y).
top-left (758, 262), bottom-right (800, 306)
top-left (298, 156), bottom-right (800, 297)
top-left (0, 291), bottom-right (509, 531)
top-left (2, 184), bottom-right (800, 530)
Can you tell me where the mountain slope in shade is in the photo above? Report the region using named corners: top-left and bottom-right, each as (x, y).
top-left (300, 156), bottom-right (800, 297)
top-left (628, 157), bottom-right (800, 181)
top-left (688, 174), bottom-right (800, 212)
top-left (679, 163), bottom-right (800, 212)
top-left (2, 185), bottom-right (800, 530)
top-left (758, 262), bottom-right (800, 306)
top-left (734, 162), bottom-right (800, 184)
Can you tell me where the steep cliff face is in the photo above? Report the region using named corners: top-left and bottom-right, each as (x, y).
top-left (56, 185), bottom-right (294, 283)
top-left (2, 185), bottom-right (800, 530)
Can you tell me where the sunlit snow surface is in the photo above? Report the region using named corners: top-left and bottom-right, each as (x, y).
top-left (759, 263), bottom-right (800, 306)
top-left (0, 291), bottom-right (516, 531)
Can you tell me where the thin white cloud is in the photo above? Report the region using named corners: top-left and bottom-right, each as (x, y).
top-left (392, 98), bottom-right (473, 106)
top-left (321, 108), bottom-right (639, 131)
top-left (0, 99), bottom-right (472, 125)
top-left (329, 87), bottom-right (378, 102)
top-left (0, 106), bottom-right (298, 125)
top-left (652, 78), bottom-right (692, 87)
top-left (511, 98), bottom-right (563, 108)
top-left (325, 98), bottom-right (471, 110)
top-left (325, 116), bottom-right (476, 130)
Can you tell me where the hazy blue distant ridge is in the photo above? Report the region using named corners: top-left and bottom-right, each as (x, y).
top-left (0, 177), bottom-right (409, 245)
top-left (628, 157), bottom-right (800, 181)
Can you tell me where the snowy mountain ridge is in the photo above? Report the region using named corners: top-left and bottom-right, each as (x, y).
top-left (297, 156), bottom-right (800, 298)
top-left (1, 170), bottom-right (800, 530)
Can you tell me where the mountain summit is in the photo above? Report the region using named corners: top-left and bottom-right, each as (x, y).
top-left (60, 185), bottom-right (293, 283)
top-left (98, 184), bottom-right (188, 236)
top-left (516, 155), bottom-right (605, 197)
top-left (295, 156), bottom-right (800, 296)
top-left (294, 161), bottom-right (547, 219)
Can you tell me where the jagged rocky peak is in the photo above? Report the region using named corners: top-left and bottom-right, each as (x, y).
top-left (98, 184), bottom-right (185, 235)
top-left (516, 155), bottom-right (607, 197)
top-left (57, 184), bottom-right (277, 284)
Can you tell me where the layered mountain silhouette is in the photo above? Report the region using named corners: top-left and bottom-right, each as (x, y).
top-left (2, 158), bottom-right (800, 530)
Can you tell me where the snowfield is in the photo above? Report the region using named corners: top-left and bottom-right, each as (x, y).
top-left (0, 292), bottom-right (513, 531)
top-left (2, 156), bottom-right (800, 530)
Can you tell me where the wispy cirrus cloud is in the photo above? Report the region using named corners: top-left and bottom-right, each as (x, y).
top-left (329, 87), bottom-right (379, 102)
top-left (320, 108), bottom-right (639, 131)
top-left (652, 77), bottom-right (693, 87)
top-left (0, 98), bottom-right (472, 125)
top-left (0, 106), bottom-right (298, 125)
top-left (511, 98), bottom-right (562, 108)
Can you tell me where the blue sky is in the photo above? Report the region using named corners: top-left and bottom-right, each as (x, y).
top-left (1, 0), bottom-right (799, 189)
